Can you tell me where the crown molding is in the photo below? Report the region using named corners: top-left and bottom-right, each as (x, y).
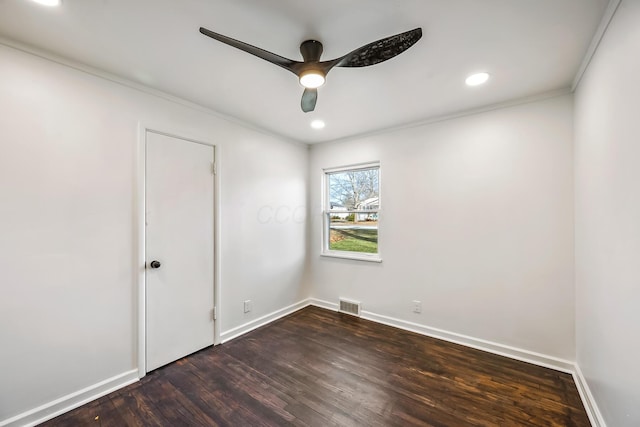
top-left (0, 37), bottom-right (306, 148)
top-left (572, 0), bottom-right (622, 91)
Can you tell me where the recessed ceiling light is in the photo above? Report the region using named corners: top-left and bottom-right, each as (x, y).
top-left (310, 120), bottom-right (325, 130)
top-left (32, 0), bottom-right (61, 6)
top-left (465, 72), bottom-right (490, 86)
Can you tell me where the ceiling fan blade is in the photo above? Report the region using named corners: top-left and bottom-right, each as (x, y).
top-left (332, 28), bottom-right (422, 68)
top-left (199, 27), bottom-right (300, 74)
top-left (301, 88), bottom-right (318, 113)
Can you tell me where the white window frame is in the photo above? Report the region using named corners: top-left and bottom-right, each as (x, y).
top-left (321, 162), bottom-right (382, 263)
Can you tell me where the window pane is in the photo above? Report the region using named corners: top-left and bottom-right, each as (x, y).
top-left (328, 213), bottom-right (378, 253)
top-left (326, 165), bottom-right (379, 255)
top-left (328, 168), bottom-right (379, 211)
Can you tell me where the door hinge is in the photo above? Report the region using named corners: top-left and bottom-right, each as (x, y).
top-left (212, 307), bottom-right (217, 320)
top-left (212, 161), bottom-right (217, 175)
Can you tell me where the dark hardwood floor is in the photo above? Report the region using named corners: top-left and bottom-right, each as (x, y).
top-left (42, 306), bottom-right (590, 426)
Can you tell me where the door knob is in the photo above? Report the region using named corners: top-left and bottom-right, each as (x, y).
top-left (149, 260), bottom-right (161, 269)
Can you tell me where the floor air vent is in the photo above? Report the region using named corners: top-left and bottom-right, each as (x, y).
top-left (339, 299), bottom-right (361, 317)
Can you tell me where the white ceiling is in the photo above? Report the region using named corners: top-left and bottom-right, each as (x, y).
top-left (0, 0), bottom-right (609, 143)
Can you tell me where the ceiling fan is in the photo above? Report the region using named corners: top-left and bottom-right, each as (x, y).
top-left (199, 27), bottom-right (423, 113)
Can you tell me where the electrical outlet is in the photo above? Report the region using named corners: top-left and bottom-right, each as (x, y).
top-left (412, 300), bottom-right (422, 314)
top-left (243, 300), bottom-right (252, 313)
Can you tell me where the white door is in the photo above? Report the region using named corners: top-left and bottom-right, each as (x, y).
top-left (145, 131), bottom-right (215, 372)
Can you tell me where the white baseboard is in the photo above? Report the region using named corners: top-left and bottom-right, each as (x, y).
top-left (308, 298), bottom-right (339, 312)
top-left (220, 298), bottom-right (606, 427)
top-left (220, 299), bottom-right (311, 343)
top-left (0, 369), bottom-right (139, 427)
top-left (5, 301), bottom-right (600, 427)
top-left (573, 364), bottom-right (607, 427)
top-left (2, 300), bottom-right (310, 427)
top-left (308, 298), bottom-right (574, 373)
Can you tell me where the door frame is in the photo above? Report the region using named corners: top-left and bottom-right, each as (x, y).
top-left (135, 122), bottom-right (221, 378)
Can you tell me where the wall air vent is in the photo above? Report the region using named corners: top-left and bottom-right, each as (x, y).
top-left (339, 298), bottom-right (361, 317)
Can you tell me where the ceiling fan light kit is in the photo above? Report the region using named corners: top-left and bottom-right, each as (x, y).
top-left (299, 70), bottom-right (325, 89)
top-left (199, 26), bottom-right (422, 113)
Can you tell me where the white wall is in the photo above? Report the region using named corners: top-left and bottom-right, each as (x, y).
top-left (0, 44), bottom-right (308, 423)
top-left (7, 5), bottom-right (640, 420)
top-left (574, 1), bottom-right (640, 425)
top-left (308, 95), bottom-right (575, 360)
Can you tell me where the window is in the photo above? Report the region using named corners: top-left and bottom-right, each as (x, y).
top-left (323, 163), bottom-right (381, 262)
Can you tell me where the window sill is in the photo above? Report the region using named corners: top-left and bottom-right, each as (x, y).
top-left (320, 251), bottom-right (382, 263)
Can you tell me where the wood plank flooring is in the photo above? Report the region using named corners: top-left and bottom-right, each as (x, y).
top-left (42, 306), bottom-right (590, 426)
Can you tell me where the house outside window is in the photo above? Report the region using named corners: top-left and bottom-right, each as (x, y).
top-left (323, 163), bottom-right (381, 262)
